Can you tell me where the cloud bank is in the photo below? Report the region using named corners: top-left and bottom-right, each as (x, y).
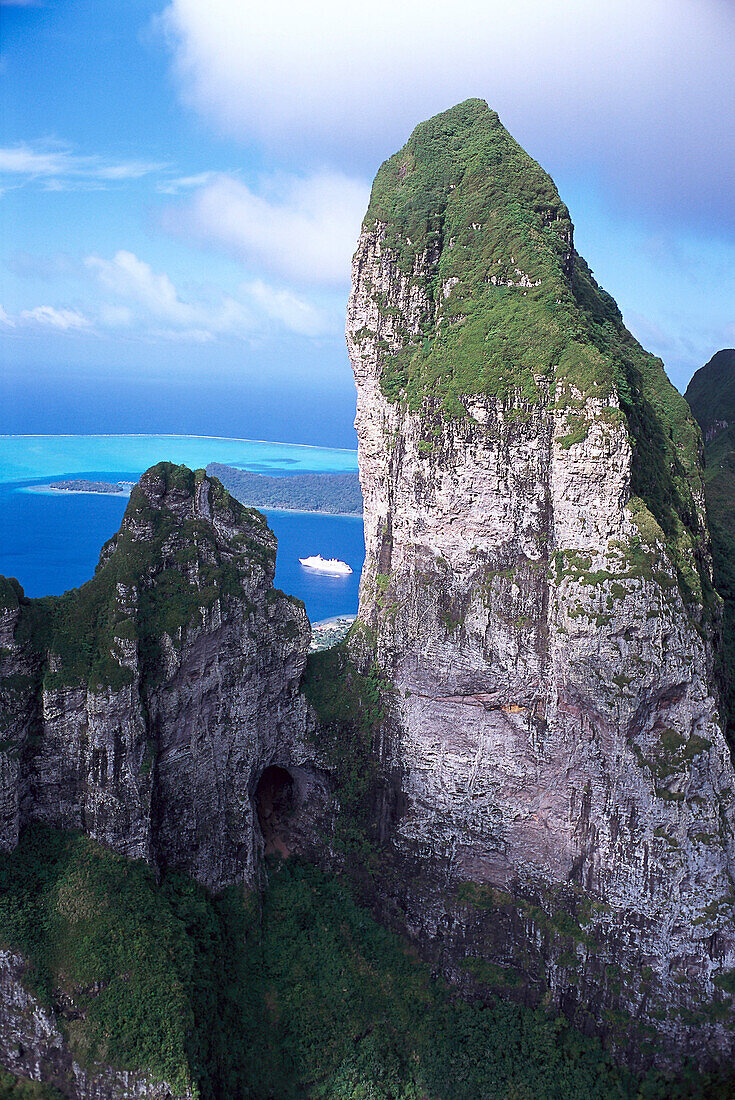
top-left (0, 304), bottom-right (91, 331)
top-left (85, 249), bottom-right (330, 338)
top-left (161, 0), bottom-right (735, 230)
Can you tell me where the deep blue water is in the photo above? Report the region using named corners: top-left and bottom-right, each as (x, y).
top-left (0, 438), bottom-right (364, 623)
top-left (265, 511), bottom-right (363, 622)
top-left (1, 368), bottom-right (359, 450)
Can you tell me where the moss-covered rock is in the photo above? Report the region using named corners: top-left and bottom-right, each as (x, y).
top-left (361, 98), bottom-right (708, 593)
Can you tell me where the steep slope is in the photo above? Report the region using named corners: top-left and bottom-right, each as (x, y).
top-left (346, 100), bottom-right (735, 1065)
top-left (685, 349), bottom-right (735, 442)
top-left (685, 350), bottom-right (735, 746)
top-left (0, 463), bottom-right (322, 892)
top-left (7, 825), bottom-right (728, 1100)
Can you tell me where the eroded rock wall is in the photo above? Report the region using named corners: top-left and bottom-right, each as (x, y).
top-left (0, 464), bottom-right (323, 892)
top-left (0, 950), bottom-right (191, 1100)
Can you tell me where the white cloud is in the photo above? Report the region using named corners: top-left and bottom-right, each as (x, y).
top-left (4, 251), bottom-right (337, 345)
top-left (0, 148), bottom-right (69, 175)
top-left (18, 306), bottom-right (91, 330)
top-left (160, 0), bottom-right (735, 230)
top-left (244, 280), bottom-right (329, 337)
top-left (86, 250), bottom-right (201, 327)
top-left (86, 249), bottom-right (253, 338)
top-left (166, 171), bottom-right (369, 286)
top-left (96, 162), bottom-right (166, 181)
top-left (0, 144), bottom-right (167, 187)
top-left (84, 249), bottom-right (330, 340)
top-left (156, 171), bottom-right (220, 194)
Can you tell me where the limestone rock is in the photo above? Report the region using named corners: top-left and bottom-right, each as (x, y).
top-left (347, 100), bottom-right (735, 1064)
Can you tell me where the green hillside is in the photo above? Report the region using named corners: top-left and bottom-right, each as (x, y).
top-left (684, 350), bottom-right (735, 442)
top-left (685, 351), bottom-right (735, 746)
top-left (0, 825), bottom-right (731, 1099)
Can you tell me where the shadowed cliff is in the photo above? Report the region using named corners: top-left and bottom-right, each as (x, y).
top-left (685, 349), bottom-right (735, 747)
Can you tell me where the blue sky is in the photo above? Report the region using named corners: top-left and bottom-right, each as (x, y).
top-left (1, 0), bottom-right (734, 444)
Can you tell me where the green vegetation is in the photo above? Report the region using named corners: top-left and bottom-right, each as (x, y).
top-left (301, 644), bottom-right (384, 855)
top-left (0, 1072), bottom-right (64, 1099)
top-left (363, 98), bottom-right (709, 599)
top-left (366, 99), bottom-right (582, 411)
top-left (2, 825), bottom-right (733, 1099)
top-left (1, 462), bottom-right (270, 693)
top-left (207, 462), bottom-right (363, 515)
top-left (684, 352), bottom-right (735, 748)
top-left (0, 826), bottom-right (196, 1092)
top-left (685, 351), bottom-right (735, 441)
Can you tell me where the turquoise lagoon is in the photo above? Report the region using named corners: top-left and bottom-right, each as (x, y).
top-left (0, 434), bottom-right (358, 484)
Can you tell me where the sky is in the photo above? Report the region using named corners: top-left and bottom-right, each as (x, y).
top-left (1, 0), bottom-right (733, 446)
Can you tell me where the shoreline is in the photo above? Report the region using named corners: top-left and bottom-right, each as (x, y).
top-left (260, 506), bottom-right (362, 519)
top-left (18, 484), bottom-right (363, 518)
top-left (311, 614), bottom-right (357, 628)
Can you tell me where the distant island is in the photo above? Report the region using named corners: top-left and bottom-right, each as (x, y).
top-left (46, 479), bottom-right (134, 495)
top-left (207, 463), bottom-right (362, 515)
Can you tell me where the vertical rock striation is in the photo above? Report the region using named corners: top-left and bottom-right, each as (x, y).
top-left (347, 99), bottom-right (735, 1063)
top-left (0, 463), bottom-right (321, 891)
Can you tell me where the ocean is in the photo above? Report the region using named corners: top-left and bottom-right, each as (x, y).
top-left (0, 436), bottom-right (364, 624)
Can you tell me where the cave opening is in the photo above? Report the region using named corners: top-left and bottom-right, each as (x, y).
top-left (255, 765), bottom-right (295, 857)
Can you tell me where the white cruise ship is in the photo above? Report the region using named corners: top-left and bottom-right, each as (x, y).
top-left (298, 554), bottom-right (353, 576)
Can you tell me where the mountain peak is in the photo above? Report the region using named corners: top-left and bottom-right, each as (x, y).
top-left (685, 348), bottom-right (735, 442)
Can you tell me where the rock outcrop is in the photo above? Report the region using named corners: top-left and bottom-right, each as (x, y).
top-left (346, 100), bottom-right (735, 1064)
top-left (0, 462), bottom-right (324, 892)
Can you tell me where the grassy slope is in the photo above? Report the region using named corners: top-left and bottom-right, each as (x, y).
top-left (1, 824), bottom-right (732, 1100)
top-left (685, 355), bottom-right (735, 746)
top-left (363, 99), bottom-right (708, 600)
top-left (685, 351), bottom-right (735, 439)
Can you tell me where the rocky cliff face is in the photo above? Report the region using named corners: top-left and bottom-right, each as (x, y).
top-left (347, 100), bottom-right (735, 1064)
top-left (0, 463), bottom-right (324, 892)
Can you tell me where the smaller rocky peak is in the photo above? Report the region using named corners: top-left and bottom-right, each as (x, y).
top-left (2, 463), bottom-right (283, 699)
top-left (0, 463), bottom-right (314, 887)
top-left (119, 461), bottom-right (272, 560)
top-left (685, 349), bottom-right (735, 442)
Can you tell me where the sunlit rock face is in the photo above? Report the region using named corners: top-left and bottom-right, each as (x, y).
top-left (347, 99), bottom-right (735, 1065)
top-left (0, 463), bottom-right (325, 892)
